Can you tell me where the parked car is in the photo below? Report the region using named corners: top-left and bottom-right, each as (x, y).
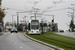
top-left (11, 28), bottom-right (17, 33)
top-left (0, 26), bottom-right (4, 35)
top-left (0, 28), bottom-right (3, 35)
top-left (59, 30), bottom-right (64, 32)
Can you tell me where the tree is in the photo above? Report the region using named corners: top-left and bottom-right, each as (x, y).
top-left (0, 8), bottom-right (5, 22)
top-left (0, 0), bottom-right (2, 6)
top-left (69, 20), bottom-right (75, 32)
top-left (0, 0), bottom-right (5, 23)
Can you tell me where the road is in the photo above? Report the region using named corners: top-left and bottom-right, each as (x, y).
top-left (55, 32), bottom-right (75, 38)
top-left (0, 32), bottom-right (52, 50)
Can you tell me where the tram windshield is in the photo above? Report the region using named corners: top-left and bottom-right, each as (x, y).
top-left (31, 20), bottom-right (39, 29)
top-left (31, 25), bottom-right (39, 29)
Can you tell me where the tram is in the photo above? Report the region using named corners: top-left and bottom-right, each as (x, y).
top-left (28, 20), bottom-right (41, 34)
top-left (40, 22), bottom-right (48, 32)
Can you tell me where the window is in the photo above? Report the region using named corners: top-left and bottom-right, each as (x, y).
top-left (31, 25), bottom-right (39, 29)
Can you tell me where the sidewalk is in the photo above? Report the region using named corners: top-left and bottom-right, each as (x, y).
top-left (55, 32), bottom-right (75, 38)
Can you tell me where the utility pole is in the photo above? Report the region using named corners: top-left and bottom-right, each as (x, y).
top-left (34, 8), bottom-right (39, 20)
top-left (52, 15), bottom-right (54, 23)
top-left (52, 15), bottom-right (55, 31)
top-left (16, 12), bottom-right (29, 25)
top-left (27, 0), bottom-right (41, 20)
top-left (17, 12), bottom-right (19, 26)
top-left (34, 8), bottom-right (36, 20)
top-left (11, 15), bottom-right (16, 27)
top-left (12, 15), bottom-right (14, 26)
top-left (17, 12), bottom-right (19, 30)
top-left (41, 19), bottom-right (44, 34)
top-left (68, 6), bottom-right (75, 32)
top-left (23, 16), bottom-right (26, 24)
top-left (71, 4), bottom-right (75, 24)
top-left (33, 0), bottom-right (38, 20)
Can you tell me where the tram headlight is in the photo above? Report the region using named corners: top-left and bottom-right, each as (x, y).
top-left (37, 31), bottom-right (38, 33)
top-left (32, 31), bottom-right (33, 33)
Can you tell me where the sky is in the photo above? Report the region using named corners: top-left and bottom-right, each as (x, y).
top-left (1, 0), bottom-right (75, 31)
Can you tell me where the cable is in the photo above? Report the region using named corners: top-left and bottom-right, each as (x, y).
top-left (42, 0), bottom-right (64, 13)
top-left (1, 7), bottom-right (26, 11)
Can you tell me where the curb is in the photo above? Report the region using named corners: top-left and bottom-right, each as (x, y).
top-left (24, 33), bottom-right (64, 50)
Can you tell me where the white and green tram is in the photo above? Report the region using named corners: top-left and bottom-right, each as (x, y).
top-left (28, 20), bottom-right (41, 34)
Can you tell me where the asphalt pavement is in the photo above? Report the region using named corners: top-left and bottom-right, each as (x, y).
top-left (0, 32), bottom-right (52, 50)
top-left (55, 32), bottom-right (75, 38)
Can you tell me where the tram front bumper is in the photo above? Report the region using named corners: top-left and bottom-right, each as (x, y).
top-left (28, 31), bottom-right (41, 34)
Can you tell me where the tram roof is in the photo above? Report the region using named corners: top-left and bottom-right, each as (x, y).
top-left (29, 20), bottom-right (41, 23)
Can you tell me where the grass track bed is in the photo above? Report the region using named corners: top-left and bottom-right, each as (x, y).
top-left (26, 32), bottom-right (75, 50)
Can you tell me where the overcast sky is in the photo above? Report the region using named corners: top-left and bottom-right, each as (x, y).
top-left (1, 0), bottom-right (75, 31)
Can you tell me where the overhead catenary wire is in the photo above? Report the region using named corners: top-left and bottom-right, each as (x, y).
top-left (1, 7), bottom-right (27, 11)
top-left (42, 0), bottom-right (64, 13)
top-left (2, 6), bottom-right (69, 16)
top-left (1, 0), bottom-right (67, 14)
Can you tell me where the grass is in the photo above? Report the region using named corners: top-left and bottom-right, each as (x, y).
top-left (26, 32), bottom-right (75, 50)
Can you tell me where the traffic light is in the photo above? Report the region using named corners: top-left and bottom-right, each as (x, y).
top-left (52, 20), bottom-right (54, 22)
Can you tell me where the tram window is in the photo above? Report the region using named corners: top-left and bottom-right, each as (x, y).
top-left (40, 23), bottom-right (47, 27)
top-left (31, 25), bottom-right (39, 29)
top-left (44, 23), bottom-right (47, 27)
